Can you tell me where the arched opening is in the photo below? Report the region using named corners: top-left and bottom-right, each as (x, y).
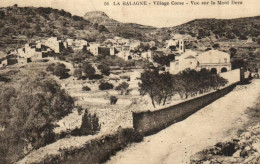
top-left (210, 68), bottom-right (217, 74)
top-left (221, 67), bottom-right (227, 73)
top-left (128, 56), bottom-right (132, 60)
top-left (200, 68), bottom-right (207, 73)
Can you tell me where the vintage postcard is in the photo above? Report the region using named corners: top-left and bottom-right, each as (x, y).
top-left (0, 0), bottom-right (260, 163)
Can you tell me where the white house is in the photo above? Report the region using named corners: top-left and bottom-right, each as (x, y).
top-left (141, 51), bottom-right (153, 60)
top-left (169, 50), bottom-right (198, 74)
top-left (117, 46), bottom-right (131, 61)
top-left (43, 37), bottom-right (63, 53)
top-left (66, 39), bottom-right (88, 51)
top-left (169, 50), bottom-right (231, 74)
top-left (197, 50), bottom-right (231, 74)
top-left (87, 43), bottom-right (100, 56)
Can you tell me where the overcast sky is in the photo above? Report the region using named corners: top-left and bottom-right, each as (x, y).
top-left (1, 0), bottom-right (260, 27)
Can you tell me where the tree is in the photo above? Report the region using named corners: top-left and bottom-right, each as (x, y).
top-left (110, 96), bottom-right (118, 105)
top-left (157, 73), bottom-right (175, 105)
top-left (139, 70), bottom-right (161, 108)
top-left (79, 110), bottom-right (100, 135)
top-left (0, 72), bottom-right (74, 162)
top-left (97, 64), bottom-right (110, 76)
top-left (99, 82), bottom-right (114, 90)
top-left (153, 55), bottom-right (175, 66)
top-left (229, 48), bottom-right (237, 58)
top-left (115, 82), bottom-right (129, 95)
top-left (82, 62), bottom-right (95, 77)
top-left (73, 68), bottom-right (83, 79)
top-left (48, 63), bottom-right (70, 79)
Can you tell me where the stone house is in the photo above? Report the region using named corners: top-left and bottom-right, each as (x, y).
top-left (169, 50), bottom-right (231, 74)
top-left (87, 43), bottom-right (100, 56)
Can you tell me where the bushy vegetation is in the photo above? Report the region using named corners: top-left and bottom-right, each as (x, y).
top-left (74, 110), bottom-right (101, 135)
top-left (97, 63), bottom-right (110, 76)
top-left (46, 62), bottom-right (70, 79)
top-left (115, 82), bottom-right (130, 95)
top-left (99, 82), bottom-right (114, 90)
top-left (82, 62), bottom-right (96, 77)
top-left (67, 49), bottom-right (92, 64)
top-left (152, 54), bottom-right (175, 66)
top-left (82, 86), bottom-right (91, 91)
top-left (0, 5), bottom-right (106, 52)
top-left (0, 72), bottom-right (74, 163)
top-left (73, 68), bottom-right (83, 79)
top-left (139, 69), bottom-right (228, 107)
top-left (39, 128), bottom-right (143, 164)
top-left (110, 96), bottom-right (118, 105)
top-left (170, 17), bottom-right (260, 41)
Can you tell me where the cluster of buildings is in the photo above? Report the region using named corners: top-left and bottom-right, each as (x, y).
top-left (166, 35), bottom-right (231, 74)
top-left (0, 37), bottom-right (89, 67)
top-left (0, 33), bottom-right (232, 76)
top-left (87, 36), bottom-right (157, 61)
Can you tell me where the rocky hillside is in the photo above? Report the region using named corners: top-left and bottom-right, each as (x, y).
top-left (84, 11), bottom-right (156, 41)
top-left (166, 17), bottom-right (260, 41)
top-left (0, 5), bottom-right (108, 52)
top-left (191, 123), bottom-right (260, 163)
top-left (84, 11), bottom-right (118, 25)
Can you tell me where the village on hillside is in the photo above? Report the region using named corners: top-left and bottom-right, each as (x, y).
top-left (0, 4), bottom-right (260, 164)
top-left (0, 34), bottom-right (236, 74)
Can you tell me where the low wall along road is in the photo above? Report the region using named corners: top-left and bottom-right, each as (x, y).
top-left (133, 69), bottom-right (242, 136)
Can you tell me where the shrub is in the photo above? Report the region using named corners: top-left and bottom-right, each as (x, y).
top-left (78, 110), bottom-right (101, 135)
top-left (115, 82), bottom-right (129, 95)
top-left (46, 63), bottom-right (55, 72)
top-left (82, 86), bottom-right (91, 91)
top-left (89, 74), bottom-right (103, 80)
top-left (47, 63), bottom-right (70, 79)
top-left (110, 96), bottom-right (118, 105)
top-left (99, 82), bottom-right (114, 90)
top-left (82, 62), bottom-right (95, 77)
top-left (97, 64), bottom-right (110, 76)
top-left (73, 68), bottom-right (82, 79)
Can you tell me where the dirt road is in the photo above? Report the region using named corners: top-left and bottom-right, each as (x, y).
top-left (107, 80), bottom-right (260, 164)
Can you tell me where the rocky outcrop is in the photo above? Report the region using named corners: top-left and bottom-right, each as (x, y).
top-left (84, 11), bottom-right (109, 19)
top-left (191, 123), bottom-right (260, 164)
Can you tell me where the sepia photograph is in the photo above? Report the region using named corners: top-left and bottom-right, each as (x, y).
top-left (0, 0), bottom-right (260, 163)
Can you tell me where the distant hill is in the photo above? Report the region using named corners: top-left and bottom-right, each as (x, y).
top-left (165, 16), bottom-right (260, 41)
top-left (84, 11), bottom-right (156, 41)
top-left (1, 5), bottom-right (260, 52)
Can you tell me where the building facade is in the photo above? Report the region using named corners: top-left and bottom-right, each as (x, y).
top-left (169, 50), bottom-right (231, 74)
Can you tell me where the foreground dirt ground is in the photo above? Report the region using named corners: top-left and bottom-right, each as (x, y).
top-left (107, 80), bottom-right (260, 164)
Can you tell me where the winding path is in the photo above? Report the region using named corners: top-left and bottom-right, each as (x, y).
top-left (107, 80), bottom-right (260, 164)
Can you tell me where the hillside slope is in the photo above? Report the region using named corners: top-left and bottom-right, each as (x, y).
top-left (84, 11), bottom-right (156, 41)
top-left (0, 6), bottom-right (108, 52)
top-left (167, 17), bottom-right (260, 40)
